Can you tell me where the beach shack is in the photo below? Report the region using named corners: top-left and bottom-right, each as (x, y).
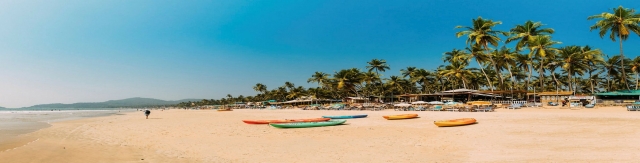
top-left (534, 91), bottom-right (574, 104)
top-left (594, 90), bottom-right (640, 106)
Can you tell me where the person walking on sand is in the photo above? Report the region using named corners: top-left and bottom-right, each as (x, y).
top-left (144, 109), bottom-right (151, 119)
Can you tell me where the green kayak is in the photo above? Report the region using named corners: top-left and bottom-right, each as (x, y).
top-left (269, 120), bottom-right (346, 128)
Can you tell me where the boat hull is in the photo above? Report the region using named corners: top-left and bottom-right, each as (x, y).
top-left (242, 118), bottom-right (331, 124)
top-left (321, 115), bottom-right (368, 119)
top-left (383, 114), bottom-right (418, 120)
top-left (434, 118), bottom-right (476, 127)
top-left (269, 120), bottom-right (346, 128)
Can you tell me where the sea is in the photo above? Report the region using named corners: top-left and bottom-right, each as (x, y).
top-left (0, 108), bottom-right (132, 150)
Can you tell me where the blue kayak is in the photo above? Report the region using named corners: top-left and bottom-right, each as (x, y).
top-left (321, 114), bottom-right (368, 119)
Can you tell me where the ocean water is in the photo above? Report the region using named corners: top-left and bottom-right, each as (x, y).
top-left (0, 110), bottom-right (128, 149)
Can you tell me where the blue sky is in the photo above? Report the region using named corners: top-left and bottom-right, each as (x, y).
top-left (0, 0), bottom-right (639, 108)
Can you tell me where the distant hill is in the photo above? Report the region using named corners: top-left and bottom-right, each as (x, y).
top-left (24, 97), bottom-right (201, 109)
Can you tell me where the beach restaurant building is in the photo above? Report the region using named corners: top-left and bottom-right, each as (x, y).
top-left (595, 90), bottom-right (640, 105)
top-left (527, 91), bottom-right (574, 103)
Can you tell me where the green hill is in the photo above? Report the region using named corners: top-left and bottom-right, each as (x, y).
top-left (24, 97), bottom-right (200, 109)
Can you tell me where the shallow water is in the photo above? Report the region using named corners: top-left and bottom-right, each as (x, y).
top-left (0, 110), bottom-right (127, 148)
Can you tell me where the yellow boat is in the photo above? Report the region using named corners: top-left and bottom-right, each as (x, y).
top-left (383, 114), bottom-right (418, 120)
top-left (434, 118), bottom-right (476, 127)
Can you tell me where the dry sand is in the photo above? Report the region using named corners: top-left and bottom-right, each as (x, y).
top-left (1, 107), bottom-right (640, 163)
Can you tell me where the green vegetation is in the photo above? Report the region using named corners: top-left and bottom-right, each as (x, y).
top-left (192, 6), bottom-right (640, 106)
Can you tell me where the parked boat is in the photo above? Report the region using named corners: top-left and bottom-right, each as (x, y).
top-left (242, 118), bottom-right (331, 124)
top-left (434, 118), bottom-right (476, 127)
top-left (321, 115), bottom-right (367, 119)
top-left (269, 120), bottom-right (346, 128)
top-left (383, 114), bottom-right (418, 120)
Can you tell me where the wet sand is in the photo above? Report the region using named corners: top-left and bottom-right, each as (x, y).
top-left (1, 107), bottom-right (639, 162)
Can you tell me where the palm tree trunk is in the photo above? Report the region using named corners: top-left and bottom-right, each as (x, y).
top-left (539, 58), bottom-right (545, 93)
top-left (568, 69), bottom-right (573, 92)
top-left (507, 65), bottom-right (515, 97)
top-left (552, 72), bottom-right (560, 102)
top-left (527, 58), bottom-right (533, 100)
top-left (607, 69), bottom-right (612, 91)
top-left (589, 68), bottom-right (595, 94)
top-left (476, 59), bottom-right (493, 91)
top-left (619, 35), bottom-right (630, 90)
top-left (483, 45), bottom-right (499, 91)
top-left (636, 72), bottom-right (639, 90)
top-left (462, 78), bottom-right (467, 89)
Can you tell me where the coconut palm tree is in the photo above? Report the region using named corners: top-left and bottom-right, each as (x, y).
top-left (630, 56), bottom-right (640, 89)
top-left (579, 45), bottom-right (604, 93)
top-left (333, 68), bottom-right (364, 97)
top-left (443, 49), bottom-right (468, 63)
top-left (400, 66), bottom-right (418, 93)
top-left (284, 81), bottom-right (295, 92)
top-left (558, 46), bottom-right (588, 91)
top-left (493, 46), bottom-right (518, 91)
top-left (307, 71), bottom-right (330, 88)
top-left (366, 59), bottom-right (390, 97)
top-left (515, 53), bottom-right (534, 93)
top-left (463, 45), bottom-right (495, 89)
top-left (412, 68), bottom-right (434, 93)
top-left (506, 20), bottom-right (555, 51)
top-left (455, 16), bottom-right (509, 91)
top-left (588, 6), bottom-right (640, 90)
top-left (253, 83), bottom-right (267, 95)
top-left (528, 35), bottom-right (561, 93)
top-left (440, 61), bottom-right (475, 89)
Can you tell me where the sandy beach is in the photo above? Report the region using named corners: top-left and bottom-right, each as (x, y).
top-left (1, 107), bottom-right (640, 163)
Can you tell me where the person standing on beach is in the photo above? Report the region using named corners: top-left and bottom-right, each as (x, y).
top-left (144, 109), bottom-right (151, 119)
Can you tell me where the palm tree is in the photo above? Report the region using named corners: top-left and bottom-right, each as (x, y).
top-left (456, 16), bottom-right (508, 91)
top-left (253, 83), bottom-right (267, 95)
top-left (333, 68), bottom-right (364, 97)
top-left (400, 66), bottom-right (418, 93)
top-left (558, 46), bottom-right (588, 91)
top-left (602, 55), bottom-right (623, 91)
top-left (580, 45), bottom-right (604, 93)
top-left (528, 35), bottom-right (561, 92)
top-left (506, 20), bottom-right (555, 51)
top-left (307, 71), bottom-right (330, 88)
top-left (284, 81), bottom-right (295, 92)
top-left (630, 56), bottom-right (640, 89)
top-left (588, 6), bottom-right (640, 90)
top-left (440, 61), bottom-right (475, 89)
top-left (412, 68), bottom-right (434, 93)
top-left (442, 49), bottom-right (468, 64)
top-left (226, 94), bottom-right (233, 105)
top-left (366, 59), bottom-right (390, 97)
top-left (494, 46), bottom-right (518, 92)
top-left (515, 53), bottom-right (534, 93)
top-left (461, 45), bottom-right (494, 90)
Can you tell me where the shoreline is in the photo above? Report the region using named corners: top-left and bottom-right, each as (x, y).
top-left (0, 110), bottom-right (133, 152)
top-left (1, 107), bottom-right (639, 162)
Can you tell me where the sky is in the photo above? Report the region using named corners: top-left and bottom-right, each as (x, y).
top-left (0, 0), bottom-right (639, 108)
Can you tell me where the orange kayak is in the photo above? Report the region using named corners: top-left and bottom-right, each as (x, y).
top-left (383, 114), bottom-right (418, 120)
top-left (242, 118), bottom-right (331, 124)
top-left (434, 118), bottom-right (476, 127)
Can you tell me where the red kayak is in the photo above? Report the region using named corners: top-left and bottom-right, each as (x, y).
top-left (242, 118), bottom-right (331, 124)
